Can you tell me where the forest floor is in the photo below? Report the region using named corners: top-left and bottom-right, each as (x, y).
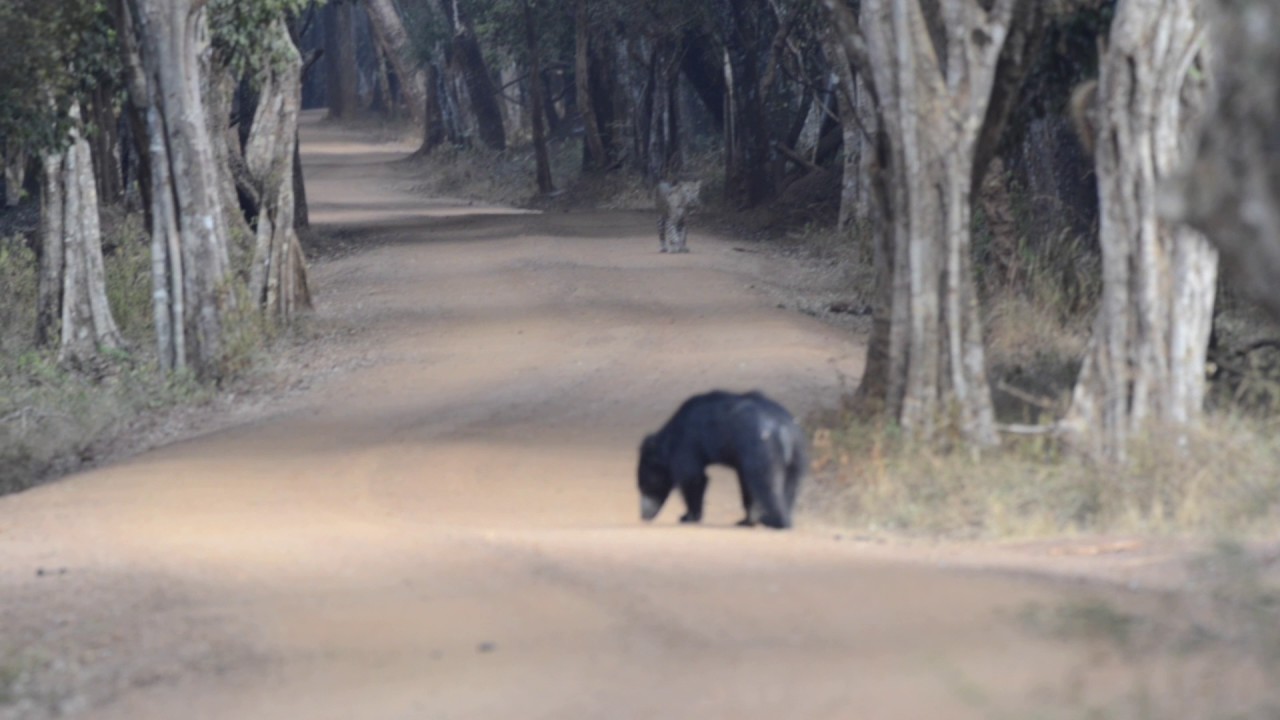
top-left (0, 113), bottom-right (1275, 719)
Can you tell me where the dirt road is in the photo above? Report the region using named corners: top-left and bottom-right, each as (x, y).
top-left (1, 117), bottom-right (1148, 719)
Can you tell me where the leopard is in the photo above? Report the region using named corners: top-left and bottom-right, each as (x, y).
top-left (655, 180), bottom-right (702, 253)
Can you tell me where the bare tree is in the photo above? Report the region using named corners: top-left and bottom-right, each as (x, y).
top-left (818, 23), bottom-right (875, 235)
top-left (245, 19), bottom-right (313, 322)
top-left (1062, 0), bottom-right (1215, 462)
top-left (36, 102), bottom-right (124, 367)
top-left (823, 0), bottom-right (1025, 446)
top-left (121, 0), bottom-right (235, 379)
top-left (362, 0), bottom-right (428, 126)
top-left (437, 0), bottom-right (506, 152)
top-left (521, 0), bottom-right (553, 194)
top-left (575, 0), bottom-right (608, 170)
top-left (324, 0), bottom-right (360, 120)
top-left (1177, 0), bottom-right (1280, 324)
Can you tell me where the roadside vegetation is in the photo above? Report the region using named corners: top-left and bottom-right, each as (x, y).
top-left (0, 213), bottom-right (211, 494)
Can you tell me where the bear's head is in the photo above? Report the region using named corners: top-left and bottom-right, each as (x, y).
top-left (637, 433), bottom-right (673, 521)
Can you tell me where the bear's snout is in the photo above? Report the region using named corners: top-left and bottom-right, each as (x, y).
top-left (640, 495), bottom-right (663, 521)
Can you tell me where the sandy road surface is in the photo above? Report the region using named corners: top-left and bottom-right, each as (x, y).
top-left (1, 116), bottom-right (1156, 719)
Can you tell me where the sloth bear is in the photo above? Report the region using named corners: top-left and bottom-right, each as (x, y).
top-left (637, 390), bottom-right (808, 529)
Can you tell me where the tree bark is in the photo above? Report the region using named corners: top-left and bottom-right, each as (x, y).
top-left (575, 0), bottom-right (608, 170)
top-left (1062, 0), bottom-right (1215, 462)
top-left (3, 142), bottom-right (24, 207)
top-left (439, 1), bottom-right (506, 151)
top-left (362, 0), bottom-right (427, 127)
top-left (720, 0), bottom-right (774, 208)
top-left (324, 1), bottom-right (360, 120)
top-left (37, 102), bottom-right (124, 367)
top-left (124, 0), bottom-right (235, 379)
top-left (292, 134), bottom-right (309, 229)
top-left (417, 63), bottom-right (446, 155)
top-left (824, 0), bottom-right (1017, 447)
top-left (1177, 0), bottom-right (1280, 324)
top-left (245, 19), bottom-right (313, 322)
top-left (87, 85), bottom-right (123, 205)
top-left (819, 22), bottom-right (874, 234)
top-left (521, 0), bottom-right (553, 194)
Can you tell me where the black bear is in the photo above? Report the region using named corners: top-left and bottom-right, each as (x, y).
top-left (637, 390), bottom-right (808, 529)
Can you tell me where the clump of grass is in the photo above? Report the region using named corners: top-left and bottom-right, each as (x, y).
top-left (0, 352), bottom-right (211, 494)
top-left (804, 414), bottom-right (1280, 539)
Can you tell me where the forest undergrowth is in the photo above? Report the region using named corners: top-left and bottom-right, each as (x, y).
top-left (0, 208), bottom-right (286, 494)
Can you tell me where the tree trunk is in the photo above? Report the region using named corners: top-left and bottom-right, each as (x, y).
top-left (575, 0), bottom-right (608, 170)
top-left (203, 62), bottom-right (255, 272)
top-left (521, 0), bottom-right (553, 194)
top-left (124, 0), bottom-right (235, 379)
top-left (245, 19), bottom-right (313, 322)
top-left (417, 63), bottom-right (447, 155)
top-left (1062, 0), bottom-right (1214, 462)
top-left (37, 102), bottom-right (124, 367)
top-left (824, 0), bottom-right (1017, 447)
top-left (1177, 0), bottom-right (1280, 324)
top-left (87, 85), bottom-right (123, 205)
top-left (440, 2), bottom-right (506, 151)
top-left (36, 153), bottom-right (65, 348)
top-left (3, 142), bottom-right (24, 207)
top-left (362, 0), bottom-right (427, 127)
top-left (640, 42), bottom-right (682, 183)
top-left (720, 0), bottom-right (774, 208)
top-left (819, 23), bottom-right (874, 234)
top-left (292, 134), bottom-right (309, 229)
top-left (324, 1), bottom-right (360, 120)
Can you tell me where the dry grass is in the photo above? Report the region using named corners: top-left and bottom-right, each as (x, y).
top-left (803, 413), bottom-right (1280, 540)
top-left (0, 215), bottom-right (221, 495)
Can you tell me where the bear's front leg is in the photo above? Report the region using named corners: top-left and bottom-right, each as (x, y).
top-left (678, 473), bottom-right (708, 523)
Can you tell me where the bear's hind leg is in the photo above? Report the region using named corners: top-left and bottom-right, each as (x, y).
top-left (735, 479), bottom-right (756, 526)
top-left (740, 456), bottom-right (789, 529)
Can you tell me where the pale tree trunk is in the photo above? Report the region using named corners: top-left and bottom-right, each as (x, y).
top-left (1062, 0), bottom-right (1215, 462)
top-left (362, 0), bottom-right (427, 127)
top-left (203, 60), bottom-right (254, 270)
top-left (245, 19), bottom-right (313, 322)
top-left (37, 102), bottom-right (124, 367)
top-left (124, 0), bottom-right (235, 380)
top-left (1177, 0), bottom-right (1280, 324)
top-left (824, 0), bottom-right (1014, 446)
